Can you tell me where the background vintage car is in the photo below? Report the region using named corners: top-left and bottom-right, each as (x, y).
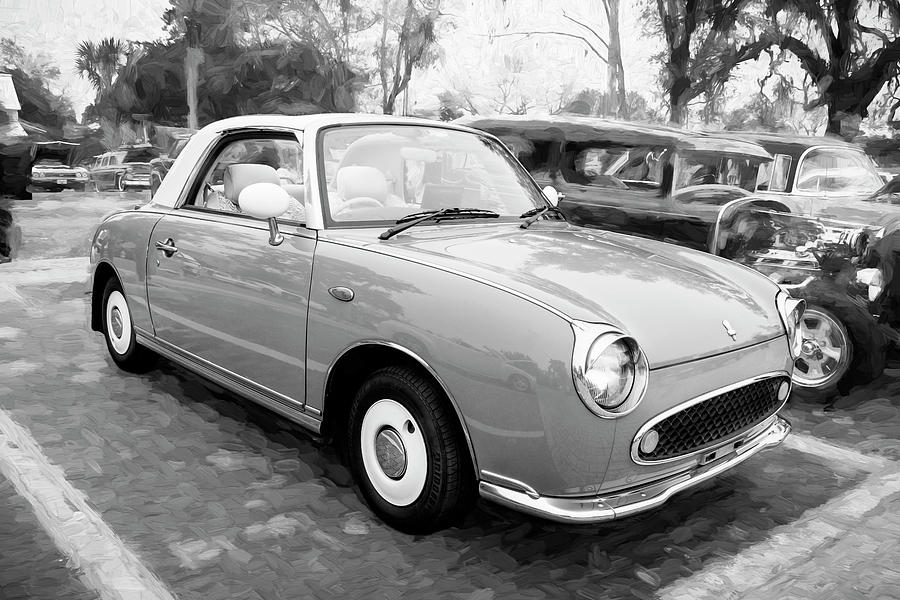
top-left (28, 141), bottom-right (88, 192)
top-left (87, 114), bottom-right (798, 532)
top-left (89, 145), bottom-right (159, 191)
top-left (463, 115), bottom-right (892, 401)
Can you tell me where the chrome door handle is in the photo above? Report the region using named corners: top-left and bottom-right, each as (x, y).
top-left (155, 238), bottom-right (178, 257)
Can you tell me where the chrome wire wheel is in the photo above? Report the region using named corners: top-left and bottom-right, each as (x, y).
top-left (359, 398), bottom-right (428, 507)
top-left (793, 307), bottom-right (851, 389)
top-left (105, 289), bottom-right (133, 356)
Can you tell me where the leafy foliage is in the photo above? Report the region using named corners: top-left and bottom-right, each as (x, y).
top-left (0, 38), bottom-right (75, 134)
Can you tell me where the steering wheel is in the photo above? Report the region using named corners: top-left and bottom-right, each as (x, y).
top-left (335, 196), bottom-right (384, 217)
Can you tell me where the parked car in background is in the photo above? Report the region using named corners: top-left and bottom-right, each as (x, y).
top-left (90, 145), bottom-right (159, 191)
top-left (30, 157), bottom-right (89, 192)
top-left (149, 133), bottom-right (194, 198)
top-left (28, 141), bottom-right (87, 192)
top-left (462, 115), bottom-right (890, 400)
top-left (88, 113), bottom-right (798, 532)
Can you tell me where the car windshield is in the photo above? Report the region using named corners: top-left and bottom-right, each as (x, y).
top-left (795, 148), bottom-right (883, 195)
top-left (320, 125), bottom-right (546, 224)
top-left (34, 159), bottom-right (66, 167)
top-left (673, 151), bottom-right (761, 193)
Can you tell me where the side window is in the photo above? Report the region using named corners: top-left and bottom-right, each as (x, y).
top-left (100, 156), bottom-right (109, 168)
top-left (189, 136), bottom-right (305, 222)
top-left (768, 154), bottom-right (791, 192)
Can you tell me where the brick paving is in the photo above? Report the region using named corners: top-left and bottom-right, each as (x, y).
top-left (0, 190), bottom-right (898, 599)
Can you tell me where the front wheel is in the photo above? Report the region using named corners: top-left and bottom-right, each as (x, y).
top-left (115, 173), bottom-right (126, 192)
top-left (792, 306), bottom-right (852, 400)
top-left (347, 366), bottom-right (474, 533)
top-left (101, 278), bottom-right (157, 373)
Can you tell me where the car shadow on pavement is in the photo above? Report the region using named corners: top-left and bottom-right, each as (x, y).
top-left (136, 357), bottom-right (866, 600)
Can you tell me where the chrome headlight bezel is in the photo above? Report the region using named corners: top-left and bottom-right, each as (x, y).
top-left (571, 321), bottom-right (649, 419)
top-left (776, 290), bottom-right (806, 359)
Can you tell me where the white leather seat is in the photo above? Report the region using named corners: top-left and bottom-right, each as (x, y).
top-left (336, 165), bottom-right (388, 203)
top-left (224, 164), bottom-right (281, 208)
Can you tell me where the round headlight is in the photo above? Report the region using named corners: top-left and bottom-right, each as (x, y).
top-left (585, 337), bottom-right (637, 409)
top-left (573, 328), bottom-right (649, 418)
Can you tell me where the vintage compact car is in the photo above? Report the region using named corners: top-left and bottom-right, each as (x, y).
top-left (87, 114), bottom-right (800, 532)
top-left (90, 146), bottom-right (159, 191)
top-left (462, 115), bottom-right (891, 401)
top-left (149, 133), bottom-right (194, 198)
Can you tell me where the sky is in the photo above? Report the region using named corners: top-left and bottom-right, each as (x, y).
top-left (0, 0), bottom-right (801, 125)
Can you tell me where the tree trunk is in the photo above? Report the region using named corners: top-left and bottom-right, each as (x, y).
top-left (184, 17), bottom-right (203, 130)
top-left (605, 0), bottom-right (626, 118)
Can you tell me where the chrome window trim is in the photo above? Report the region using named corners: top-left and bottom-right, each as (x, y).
top-left (322, 339), bottom-right (479, 475)
top-left (630, 370), bottom-right (791, 465)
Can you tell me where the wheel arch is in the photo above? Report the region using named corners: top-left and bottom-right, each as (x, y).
top-left (320, 341), bottom-right (479, 476)
top-left (90, 260), bottom-right (121, 332)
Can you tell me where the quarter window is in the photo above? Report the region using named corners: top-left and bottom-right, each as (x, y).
top-left (190, 136), bottom-right (305, 222)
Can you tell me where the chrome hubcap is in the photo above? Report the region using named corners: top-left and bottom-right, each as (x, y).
top-left (110, 307), bottom-right (123, 338)
top-left (360, 399), bottom-right (427, 507)
top-left (375, 427), bottom-right (408, 479)
top-left (793, 308), bottom-right (850, 388)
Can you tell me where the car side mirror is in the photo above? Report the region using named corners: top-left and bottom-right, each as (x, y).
top-left (238, 182), bottom-right (291, 246)
top-left (542, 185), bottom-right (562, 207)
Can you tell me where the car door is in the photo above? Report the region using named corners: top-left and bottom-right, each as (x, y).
top-left (145, 131), bottom-right (314, 406)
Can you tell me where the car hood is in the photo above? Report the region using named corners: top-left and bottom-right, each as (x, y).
top-left (340, 221), bottom-right (785, 368)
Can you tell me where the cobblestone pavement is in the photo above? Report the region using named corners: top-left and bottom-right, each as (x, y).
top-left (1, 190), bottom-right (899, 600)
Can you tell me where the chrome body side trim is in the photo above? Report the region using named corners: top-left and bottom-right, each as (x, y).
top-left (479, 470), bottom-right (540, 500)
top-left (629, 370), bottom-right (790, 465)
top-left (478, 415), bottom-right (790, 524)
top-left (135, 328), bottom-right (322, 433)
top-left (322, 339), bottom-right (479, 474)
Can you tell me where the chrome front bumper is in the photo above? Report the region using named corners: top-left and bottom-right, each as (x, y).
top-left (478, 415), bottom-right (790, 524)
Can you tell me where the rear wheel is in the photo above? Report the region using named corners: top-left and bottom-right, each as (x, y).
top-left (101, 278), bottom-right (157, 373)
top-left (347, 366), bottom-right (474, 533)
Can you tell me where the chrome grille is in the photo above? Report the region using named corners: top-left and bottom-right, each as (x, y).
top-left (638, 376), bottom-right (788, 462)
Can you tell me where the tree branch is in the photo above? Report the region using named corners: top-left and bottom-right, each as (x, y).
top-left (776, 34), bottom-right (828, 80)
top-left (480, 31), bottom-right (608, 64)
top-left (560, 11), bottom-right (609, 49)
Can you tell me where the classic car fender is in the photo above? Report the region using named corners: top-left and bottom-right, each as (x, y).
top-left (709, 196), bottom-right (792, 255)
top-left (306, 237), bottom-right (621, 495)
top-left (88, 208), bottom-right (167, 333)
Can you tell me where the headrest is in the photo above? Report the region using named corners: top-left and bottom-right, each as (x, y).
top-left (224, 164), bottom-right (280, 204)
top-left (336, 166), bottom-right (387, 203)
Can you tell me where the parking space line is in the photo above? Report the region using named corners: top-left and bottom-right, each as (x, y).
top-left (659, 460), bottom-right (900, 600)
top-left (0, 407), bottom-right (176, 600)
top-left (784, 432), bottom-right (892, 473)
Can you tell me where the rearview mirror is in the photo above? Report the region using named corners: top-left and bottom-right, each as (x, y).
top-left (542, 185), bottom-right (561, 207)
top-left (238, 182), bottom-right (291, 246)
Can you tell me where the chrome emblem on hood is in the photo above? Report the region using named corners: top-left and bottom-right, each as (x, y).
top-left (723, 320), bottom-right (737, 341)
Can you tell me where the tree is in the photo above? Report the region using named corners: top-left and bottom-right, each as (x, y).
top-left (375, 0), bottom-right (442, 114)
top-left (645, 0), bottom-right (773, 124)
top-left (74, 38), bottom-right (126, 96)
top-left (765, 0), bottom-right (900, 136)
top-left (0, 38), bottom-right (75, 134)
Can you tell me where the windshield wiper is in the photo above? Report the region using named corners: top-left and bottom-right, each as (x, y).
top-left (379, 207), bottom-right (500, 240)
top-left (519, 205), bottom-right (566, 229)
